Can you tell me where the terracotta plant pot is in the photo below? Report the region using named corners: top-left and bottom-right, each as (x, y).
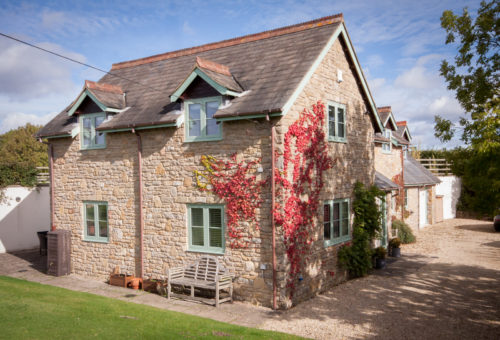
top-left (130, 278), bottom-right (141, 290)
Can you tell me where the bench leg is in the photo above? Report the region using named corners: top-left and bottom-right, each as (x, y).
top-left (167, 280), bottom-right (171, 299)
top-left (230, 284), bottom-right (233, 302)
top-left (190, 285), bottom-right (194, 298)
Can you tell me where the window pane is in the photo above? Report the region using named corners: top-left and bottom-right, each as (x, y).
top-left (338, 122), bottom-right (345, 138)
top-left (192, 227), bottom-right (204, 246)
top-left (191, 208), bottom-right (203, 226)
top-left (206, 119), bottom-right (220, 136)
top-left (333, 221), bottom-right (340, 238)
top-left (99, 221), bottom-right (108, 237)
top-left (206, 101), bottom-right (219, 119)
top-left (87, 219), bottom-right (95, 236)
top-left (188, 104), bottom-right (201, 137)
top-left (209, 208), bottom-right (222, 228)
top-left (341, 218), bottom-right (348, 236)
top-left (94, 116), bottom-right (105, 145)
top-left (209, 228), bottom-right (222, 248)
top-left (337, 108), bottom-right (344, 123)
top-left (328, 106), bottom-right (336, 137)
top-left (98, 204), bottom-right (107, 221)
top-left (83, 118), bottom-right (91, 146)
top-left (341, 201), bottom-right (348, 218)
top-left (86, 204), bottom-right (94, 220)
top-left (333, 202), bottom-right (340, 221)
top-left (323, 204), bottom-right (331, 240)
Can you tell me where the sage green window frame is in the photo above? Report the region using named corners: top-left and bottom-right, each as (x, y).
top-left (382, 129), bottom-right (392, 153)
top-left (83, 201), bottom-right (109, 243)
top-left (187, 204), bottom-right (225, 254)
top-left (80, 112), bottom-right (107, 150)
top-left (184, 96), bottom-right (222, 142)
top-left (327, 101), bottom-right (347, 143)
top-left (323, 198), bottom-right (351, 247)
top-left (404, 189), bottom-right (408, 209)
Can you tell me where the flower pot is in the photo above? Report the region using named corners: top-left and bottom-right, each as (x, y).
top-left (375, 257), bottom-right (386, 269)
top-left (130, 278), bottom-right (141, 290)
top-left (391, 247), bottom-right (401, 258)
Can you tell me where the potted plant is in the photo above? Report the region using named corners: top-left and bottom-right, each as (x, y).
top-left (373, 246), bottom-right (387, 269)
top-left (389, 237), bottom-right (401, 257)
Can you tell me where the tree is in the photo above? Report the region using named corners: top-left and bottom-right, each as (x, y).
top-left (0, 124), bottom-right (48, 201)
top-left (434, 0), bottom-right (499, 152)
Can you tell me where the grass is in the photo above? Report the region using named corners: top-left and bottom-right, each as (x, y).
top-left (0, 276), bottom-right (300, 339)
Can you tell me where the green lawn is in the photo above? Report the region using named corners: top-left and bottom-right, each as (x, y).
top-left (0, 276), bottom-right (299, 339)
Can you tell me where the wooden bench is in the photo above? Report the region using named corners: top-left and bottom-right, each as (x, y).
top-left (167, 256), bottom-right (233, 307)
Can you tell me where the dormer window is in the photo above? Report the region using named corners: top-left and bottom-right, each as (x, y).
top-left (81, 113), bottom-right (106, 149)
top-left (185, 97), bottom-right (222, 142)
top-left (382, 129), bottom-right (392, 153)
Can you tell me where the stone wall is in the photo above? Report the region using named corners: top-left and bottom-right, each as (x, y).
top-left (374, 144), bottom-right (403, 182)
top-left (49, 33), bottom-right (378, 309)
top-left (405, 187), bottom-right (420, 231)
top-left (276, 36), bottom-right (376, 307)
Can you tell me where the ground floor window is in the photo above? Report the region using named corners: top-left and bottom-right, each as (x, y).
top-left (188, 204), bottom-right (225, 254)
top-left (83, 201), bottom-right (108, 242)
top-left (323, 198), bottom-right (350, 246)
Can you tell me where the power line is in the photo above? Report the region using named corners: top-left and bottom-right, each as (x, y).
top-left (0, 32), bottom-right (163, 93)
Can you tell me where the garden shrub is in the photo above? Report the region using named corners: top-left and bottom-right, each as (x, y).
top-left (338, 182), bottom-right (385, 278)
top-left (392, 219), bottom-right (416, 244)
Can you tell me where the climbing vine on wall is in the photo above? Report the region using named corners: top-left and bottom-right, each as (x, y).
top-left (194, 154), bottom-right (268, 248)
top-left (273, 101), bottom-right (335, 296)
top-left (391, 173), bottom-right (410, 219)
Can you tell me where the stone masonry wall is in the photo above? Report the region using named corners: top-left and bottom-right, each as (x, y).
top-left (275, 36), bottom-right (376, 307)
top-left (50, 118), bottom-right (275, 306)
top-left (405, 187), bottom-right (420, 231)
top-left (374, 144), bottom-right (402, 182)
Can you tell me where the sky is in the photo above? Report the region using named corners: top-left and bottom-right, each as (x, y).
top-left (0, 0), bottom-right (480, 149)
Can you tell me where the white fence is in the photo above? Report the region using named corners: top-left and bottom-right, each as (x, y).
top-left (0, 186), bottom-right (50, 253)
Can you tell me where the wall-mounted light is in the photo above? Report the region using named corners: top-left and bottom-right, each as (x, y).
top-left (337, 69), bottom-right (343, 83)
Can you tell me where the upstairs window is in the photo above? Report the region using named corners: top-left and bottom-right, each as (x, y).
top-left (328, 102), bottom-right (347, 142)
top-left (324, 198), bottom-right (350, 246)
top-left (185, 97), bottom-right (222, 142)
top-left (80, 112), bottom-right (106, 150)
top-left (382, 129), bottom-right (392, 153)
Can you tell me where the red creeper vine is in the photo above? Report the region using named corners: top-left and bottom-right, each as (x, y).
top-left (194, 154), bottom-right (268, 248)
top-left (274, 101), bottom-right (336, 296)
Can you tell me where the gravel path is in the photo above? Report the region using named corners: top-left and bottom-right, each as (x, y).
top-left (262, 218), bottom-right (500, 339)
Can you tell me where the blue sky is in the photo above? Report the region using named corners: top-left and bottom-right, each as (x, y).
top-left (0, 0), bottom-right (479, 148)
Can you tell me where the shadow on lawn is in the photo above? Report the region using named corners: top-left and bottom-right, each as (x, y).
top-left (271, 254), bottom-right (500, 339)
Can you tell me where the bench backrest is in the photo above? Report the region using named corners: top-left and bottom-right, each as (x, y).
top-left (184, 256), bottom-right (223, 282)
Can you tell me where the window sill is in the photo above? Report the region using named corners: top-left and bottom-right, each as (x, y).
top-left (328, 138), bottom-right (347, 143)
top-left (186, 248), bottom-right (225, 255)
top-left (382, 150), bottom-right (392, 154)
top-left (324, 236), bottom-right (351, 248)
top-left (184, 136), bottom-right (223, 143)
top-left (83, 238), bottom-right (109, 244)
top-left (81, 145), bottom-right (106, 151)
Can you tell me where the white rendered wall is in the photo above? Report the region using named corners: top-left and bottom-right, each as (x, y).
top-left (436, 176), bottom-right (461, 220)
top-left (0, 186), bottom-right (50, 253)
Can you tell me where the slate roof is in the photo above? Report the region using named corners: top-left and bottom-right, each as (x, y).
top-left (395, 122), bottom-right (411, 143)
top-left (38, 14), bottom-right (384, 138)
top-left (193, 57), bottom-right (243, 93)
top-left (404, 156), bottom-right (440, 186)
top-left (375, 171), bottom-right (399, 191)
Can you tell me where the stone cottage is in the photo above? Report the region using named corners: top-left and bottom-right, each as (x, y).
top-left (36, 14), bottom-right (385, 308)
top-left (373, 106), bottom-right (408, 246)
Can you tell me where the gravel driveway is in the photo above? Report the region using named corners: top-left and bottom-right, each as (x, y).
top-left (262, 218), bottom-right (500, 339)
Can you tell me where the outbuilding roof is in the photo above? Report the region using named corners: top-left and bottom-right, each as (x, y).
top-left (375, 171), bottom-right (399, 191)
top-left (404, 156), bottom-right (440, 187)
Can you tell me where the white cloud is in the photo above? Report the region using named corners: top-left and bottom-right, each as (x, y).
top-left (368, 54), bottom-right (464, 148)
top-left (183, 21), bottom-right (195, 35)
top-left (0, 38), bottom-right (84, 100)
top-left (0, 111), bottom-right (57, 134)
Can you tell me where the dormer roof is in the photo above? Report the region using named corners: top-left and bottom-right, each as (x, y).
top-left (68, 80), bottom-right (126, 116)
top-left (170, 57), bottom-right (243, 102)
top-left (377, 106), bottom-right (397, 130)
